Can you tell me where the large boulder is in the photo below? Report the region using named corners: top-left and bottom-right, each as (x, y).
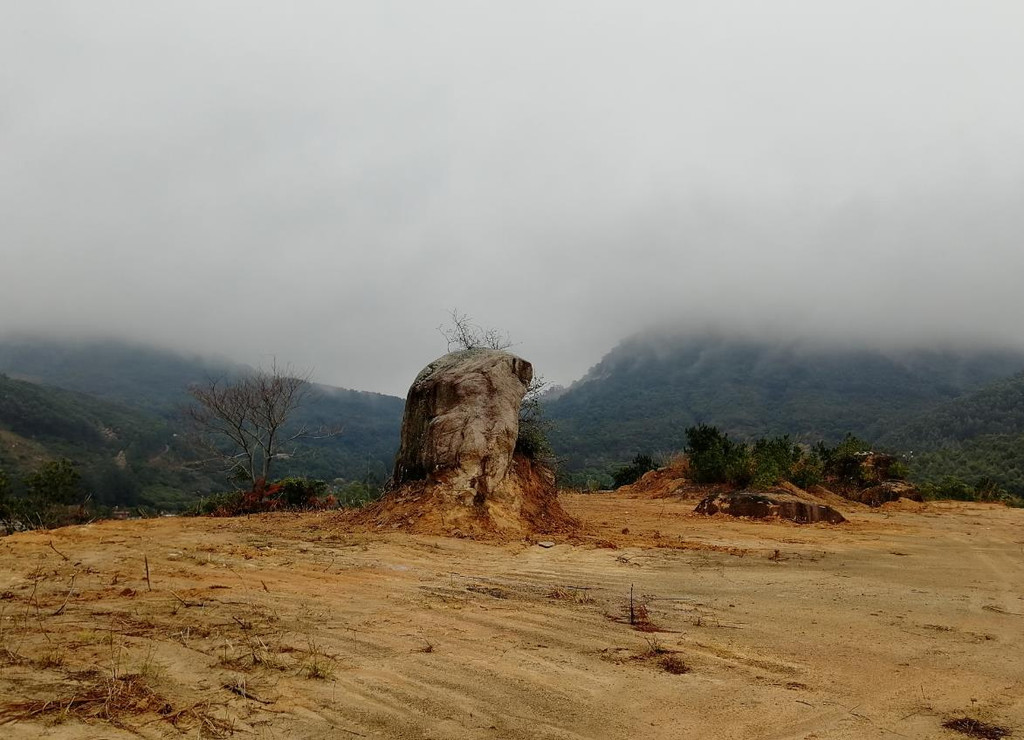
top-left (360, 349), bottom-right (575, 536)
top-left (393, 349), bottom-right (533, 495)
top-left (695, 491), bottom-right (846, 524)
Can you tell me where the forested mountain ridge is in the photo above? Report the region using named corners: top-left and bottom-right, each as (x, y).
top-left (879, 372), bottom-right (1024, 493)
top-left (0, 338), bottom-right (405, 508)
top-left (544, 331), bottom-right (1024, 475)
top-left (0, 337), bottom-right (249, 411)
top-left (0, 372), bottom-right (208, 509)
top-left (880, 372), bottom-right (1024, 449)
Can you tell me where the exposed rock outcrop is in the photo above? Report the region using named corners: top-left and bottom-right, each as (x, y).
top-left (613, 459), bottom-right (693, 499)
top-left (849, 481), bottom-right (922, 507)
top-left (694, 491), bottom-right (847, 524)
top-left (359, 349), bottom-right (576, 537)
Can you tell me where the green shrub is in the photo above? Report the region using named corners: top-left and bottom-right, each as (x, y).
top-left (685, 424), bottom-right (738, 484)
top-left (887, 460), bottom-right (910, 480)
top-left (515, 419), bottom-right (554, 461)
top-left (192, 490), bottom-right (245, 516)
top-left (24, 459), bottom-right (88, 507)
top-left (188, 476), bottom-right (383, 516)
top-left (612, 454), bottom-right (658, 488)
top-left (191, 478), bottom-right (329, 516)
top-left (516, 378), bottom-right (555, 463)
top-left (277, 477), bottom-right (328, 508)
top-left (817, 434), bottom-right (872, 485)
top-left (919, 476), bottom-right (1024, 507)
top-left (750, 436), bottom-right (802, 488)
top-left (0, 469), bottom-right (10, 517)
top-left (789, 454), bottom-right (824, 489)
top-left (332, 480), bottom-right (383, 507)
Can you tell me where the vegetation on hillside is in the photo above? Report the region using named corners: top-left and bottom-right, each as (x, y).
top-left (546, 332), bottom-right (1024, 473)
top-left (682, 425), bottom-right (903, 490)
top-left (4, 333), bottom-right (1024, 525)
top-left (0, 340), bottom-right (405, 514)
top-left (0, 373), bottom-right (215, 512)
top-left (881, 373), bottom-right (1024, 494)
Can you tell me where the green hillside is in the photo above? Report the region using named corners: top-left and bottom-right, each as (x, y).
top-left (0, 373), bottom-right (212, 509)
top-left (545, 332), bottom-right (1024, 477)
top-left (880, 373), bottom-right (1024, 493)
top-left (0, 338), bottom-right (405, 507)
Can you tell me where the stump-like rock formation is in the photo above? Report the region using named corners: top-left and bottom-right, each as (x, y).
top-left (695, 491), bottom-right (846, 524)
top-left (359, 349), bottom-right (575, 537)
top-left (393, 349), bottom-right (533, 498)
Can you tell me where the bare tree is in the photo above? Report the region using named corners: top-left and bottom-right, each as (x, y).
top-left (438, 309), bottom-right (512, 352)
top-left (187, 363), bottom-right (337, 487)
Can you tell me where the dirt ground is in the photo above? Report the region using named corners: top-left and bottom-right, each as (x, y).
top-left (1, 493), bottom-right (1022, 739)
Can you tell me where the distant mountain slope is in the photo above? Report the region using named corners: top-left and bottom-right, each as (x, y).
top-left (880, 372), bottom-right (1024, 449)
top-left (0, 373), bottom-right (210, 508)
top-left (880, 373), bottom-right (1024, 493)
top-left (0, 337), bottom-right (248, 412)
top-left (0, 338), bottom-right (405, 501)
top-left (275, 384), bottom-right (404, 485)
top-left (545, 332), bottom-right (1024, 472)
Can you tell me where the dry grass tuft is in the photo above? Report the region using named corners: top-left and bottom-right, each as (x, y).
top-left (943, 717), bottom-right (1012, 739)
top-left (548, 587), bottom-right (594, 604)
top-left (630, 602), bottom-right (658, 632)
top-left (0, 672), bottom-right (169, 724)
top-left (305, 655), bottom-right (335, 680)
top-left (642, 635), bottom-right (669, 656)
top-left (302, 637), bottom-right (335, 680)
top-left (659, 655), bottom-right (690, 675)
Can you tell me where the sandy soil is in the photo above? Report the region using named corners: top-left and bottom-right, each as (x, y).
top-left (1, 494), bottom-right (1022, 739)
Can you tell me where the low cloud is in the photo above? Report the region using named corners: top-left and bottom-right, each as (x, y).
top-left (2, 2), bottom-right (1022, 394)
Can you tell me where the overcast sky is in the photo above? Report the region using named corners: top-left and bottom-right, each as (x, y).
top-left (2, 2), bottom-right (1023, 395)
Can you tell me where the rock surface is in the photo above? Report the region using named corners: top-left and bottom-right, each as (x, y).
top-left (361, 349), bottom-right (576, 536)
top-left (850, 481), bottom-right (923, 507)
top-left (694, 491), bottom-right (847, 524)
top-left (392, 349), bottom-right (533, 497)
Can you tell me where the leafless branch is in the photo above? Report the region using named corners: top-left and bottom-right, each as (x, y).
top-left (185, 363), bottom-right (336, 487)
top-left (438, 309), bottom-right (513, 352)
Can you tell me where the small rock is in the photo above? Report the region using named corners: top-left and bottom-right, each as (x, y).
top-left (537, 541), bottom-right (555, 548)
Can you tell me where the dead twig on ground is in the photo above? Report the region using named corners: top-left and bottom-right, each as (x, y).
top-left (52, 574), bottom-right (77, 616)
top-left (223, 681), bottom-right (274, 704)
top-left (170, 591), bottom-right (205, 608)
top-left (48, 541), bottom-right (70, 562)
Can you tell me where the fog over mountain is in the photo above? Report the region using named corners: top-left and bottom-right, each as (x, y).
top-left (2, 2), bottom-right (1023, 394)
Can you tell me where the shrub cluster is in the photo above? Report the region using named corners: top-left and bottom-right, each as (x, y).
top-left (1, 459), bottom-right (93, 530)
top-left (919, 476), bottom-right (1023, 508)
top-left (684, 425), bottom-right (901, 490)
top-left (193, 477), bottom-right (333, 517)
top-left (192, 477), bottom-right (384, 517)
top-left (611, 454), bottom-right (658, 488)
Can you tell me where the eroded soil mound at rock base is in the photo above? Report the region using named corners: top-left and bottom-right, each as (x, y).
top-left (354, 454), bottom-right (579, 539)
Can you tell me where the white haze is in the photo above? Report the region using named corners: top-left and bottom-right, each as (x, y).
top-left (2, 1), bottom-right (1023, 394)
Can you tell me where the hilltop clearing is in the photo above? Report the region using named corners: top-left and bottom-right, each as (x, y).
top-left (1, 494), bottom-right (1021, 738)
